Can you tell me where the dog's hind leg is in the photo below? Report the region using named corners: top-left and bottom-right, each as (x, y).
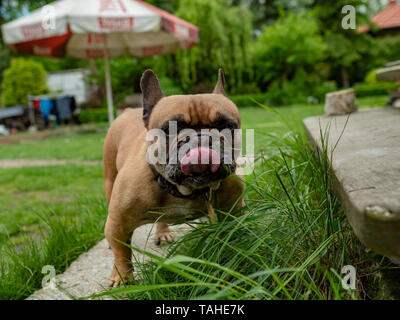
top-left (103, 130), bottom-right (118, 205)
top-left (155, 222), bottom-right (174, 246)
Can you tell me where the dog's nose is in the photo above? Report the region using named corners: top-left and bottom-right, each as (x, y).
top-left (180, 147), bottom-right (220, 175)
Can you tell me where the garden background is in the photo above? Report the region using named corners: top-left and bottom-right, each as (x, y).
top-left (0, 0), bottom-right (399, 300)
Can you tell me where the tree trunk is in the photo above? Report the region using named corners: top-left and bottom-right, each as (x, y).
top-left (341, 66), bottom-right (350, 88)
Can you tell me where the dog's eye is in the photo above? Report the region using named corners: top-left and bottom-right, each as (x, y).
top-left (161, 121), bottom-right (187, 136)
top-left (212, 117), bottom-right (238, 131)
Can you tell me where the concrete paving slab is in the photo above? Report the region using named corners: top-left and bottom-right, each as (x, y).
top-left (303, 107), bottom-right (400, 259)
top-left (27, 223), bottom-right (192, 300)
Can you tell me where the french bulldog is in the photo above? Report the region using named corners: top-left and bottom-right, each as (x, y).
top-left (103, 69), bottom-right (245, 286)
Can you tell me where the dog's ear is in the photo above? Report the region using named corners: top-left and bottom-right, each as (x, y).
top-left (140, 69), bottom-right (164, 128)
top-left (212, 68), bottom-right (226, 96)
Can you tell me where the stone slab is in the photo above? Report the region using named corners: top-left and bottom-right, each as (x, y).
top-left (27, 223), bottom-right (191, 300)
top-left (376, 64), bottom-right (400, 81)
top-left (303, 107), bottom-right (400, 259)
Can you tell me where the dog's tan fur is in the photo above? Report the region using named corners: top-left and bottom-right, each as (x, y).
top-left (103, 70), bottom-right (245, 286)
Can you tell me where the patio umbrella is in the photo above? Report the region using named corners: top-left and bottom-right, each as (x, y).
top-left (1, 0), bottom-right (199, 124)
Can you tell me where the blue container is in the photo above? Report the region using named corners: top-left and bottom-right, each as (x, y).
top-left (39, 98), bottom-right (53, 117)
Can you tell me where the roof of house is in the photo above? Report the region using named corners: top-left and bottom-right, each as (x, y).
top-left (358, 1), bottom-right (400, 33)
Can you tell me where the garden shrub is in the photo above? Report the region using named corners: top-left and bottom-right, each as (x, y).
top-left (353, 82), bottom-right (398, 97)
top-left (364, 69), bottom-right (379, 84)
top-left (1, 58), bottom-right (48, 107)
top-left (251, 12), bottom-right (326, 94)
top-left (158, 76), bottom-right (184, 96)
top-left (175, 0), bottom-right (253, 93)
top-left (79, 109), bottom-right (109, 123)
top-left (313, 81), bottom-right (338, 101)
top-left (230, 93), bottom-right (270, 107)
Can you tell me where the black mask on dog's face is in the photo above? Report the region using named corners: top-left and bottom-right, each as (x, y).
top-left (163, 122), bottom-right (239, 190)
top-left (141, 69), bottom-right (241, 195)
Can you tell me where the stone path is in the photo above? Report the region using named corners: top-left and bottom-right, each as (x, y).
top-left (303, 106), bottom-right (400, 260)
top-left (27, 223), bottom-right (191, 300)
top-left (0, 159), bottom-right (102, 168)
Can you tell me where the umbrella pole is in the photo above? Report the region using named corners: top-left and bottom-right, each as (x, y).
top-left (103, 51), bottom-right (114, 125)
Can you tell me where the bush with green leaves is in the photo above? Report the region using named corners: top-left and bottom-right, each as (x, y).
top-left (174, 0), bottom-right (253, 93)
top-left (1, 58), bottom-right (48, 107)
top-left (251, 12), bottom-right (326, 104)
top-left (353, 82), bottom-right (397, 97)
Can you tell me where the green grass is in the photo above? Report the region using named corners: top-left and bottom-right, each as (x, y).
top-left (91, 125), bottom-right (365, 300)
top-left (0, 96), bottom-right (386, 161)
top-left (0, 95), bottom-right (392, 299)
top-left (0, 165), bottom-right (104, 246)
top-left (0, 131), bottom-right (106, 160)
top-left (89, 96), bottom-right (390, 300)
top-left (0, 197), bottom-right (107, 300)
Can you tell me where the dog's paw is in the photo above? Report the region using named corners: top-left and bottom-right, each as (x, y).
top-left (108, 267), bottom-right (134, 288)
top-left (155, 231), bottom-right (175, 246)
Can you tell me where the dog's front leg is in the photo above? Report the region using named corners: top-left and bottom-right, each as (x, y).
top-left (155, 222), bottom-right (174, 245)
top-left (105, 214), bottom-right (139, 287)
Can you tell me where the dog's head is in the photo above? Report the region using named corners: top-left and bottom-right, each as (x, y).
top-left (141, 69), bottom-right (241, 196)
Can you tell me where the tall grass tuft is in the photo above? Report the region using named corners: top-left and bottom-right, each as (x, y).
top-left (92, 124), bottom-right (368, 300)
top-left (0, 197), bottom-right (107, 300)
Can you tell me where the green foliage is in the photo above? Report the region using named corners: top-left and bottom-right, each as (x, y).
top-left (252, 12), bottom-right (325, 84)
top-left (143, 0), bottom-right (179, 12)
top-left (353, 82), bottom-right (398, 97)
top-left (232, 0), bottom-right (314, 30)
top-left (251, 12), bottom-right (325, 104)
top-left (79, 109), bottom-right (109, 124)
top-left (32, 56), bottom-right (85, 73)
top-left (365, 69), bottom-right (378, 84)
top-left (312, 0), bottom-right (380, 86)
top-left (0, 42), bottom-right (11, 84)
top-left (312, 81), bottom-right (338, 101)
top-left (230, 93), bottom-right (270, 108)
top-left (1, 58), bottom-right (48, 107)
top-left (158, 76), bottom-right (184, 96)
top-left (93, 56), bottom-right (167, 102)
top-left (174, 0), bottom-right (253, 93)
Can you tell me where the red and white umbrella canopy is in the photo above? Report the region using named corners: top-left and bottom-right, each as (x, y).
top-left (1, 0), bottom-right (199, 124)
top-left (1, 0), bottom-right (199, 58)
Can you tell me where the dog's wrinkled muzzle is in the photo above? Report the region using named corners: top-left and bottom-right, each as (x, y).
top-left (180, 147), bottom-right (220, 176)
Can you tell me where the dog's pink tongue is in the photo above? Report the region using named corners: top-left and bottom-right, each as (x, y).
top-left (180, 147), bottom-right (220, 176)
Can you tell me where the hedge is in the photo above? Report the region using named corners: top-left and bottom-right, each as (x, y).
top-left (229, 93), bottom-right (270, 107)
top-left (79, 82), bottom-right (397, 123)
top-left (352, 82), bottom-right (398, 97)
top-left (79, 109), bottom-right (109, 123)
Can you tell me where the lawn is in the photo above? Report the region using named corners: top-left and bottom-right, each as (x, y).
top-left (0, 131), bottom-right (107, 161)
top-left (0, 165), bottom-right (104, 246)
top-left (0, 95), bottom-right (387, 161)
top-left (0, 95), bottom-right (392, 299)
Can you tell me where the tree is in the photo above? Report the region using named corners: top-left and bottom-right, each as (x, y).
top-left (143, 0), bottom-right (179, 12)
top-left (311, 0), bottom-right (378, 87)
top-left (231, 0), bottom-right (314, 30)
top-left (251, 12), bottom-right (326, 103)
top-left (2, 58), bottom-right (48, 107)
top-left (174, 0), bottom-right (253, 93)
top-left (0, 1), bottom-right (58, 87)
